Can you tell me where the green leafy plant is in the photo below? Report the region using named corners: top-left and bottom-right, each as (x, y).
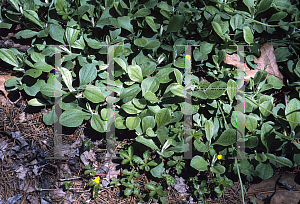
top-left (145, 181), bottom-right (168, 204)
top-left (189, 176), bottom-right (210, 200)
top-left (1, 0), bottom-right (300, 203)
top-left (83, 139), bottom-right (93, 151)
top-left (84, 165), bottom-right (102, 198)
top-left (61, 174), bottom-right (73, 190)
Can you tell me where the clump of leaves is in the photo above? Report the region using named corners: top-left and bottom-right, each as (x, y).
top-left (1, 0), bottom-right (300, 203)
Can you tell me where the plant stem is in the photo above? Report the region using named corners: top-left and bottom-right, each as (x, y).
top-left (245, 95), bottom-right (299, 124)
top-left (217, 101), bottom-right (228, 128)
top-left (238, 12), bottom-right (300, 27)
top-left (235, 157), bottom-right (245, 204)
top-left (59, 176), bottom-right (81, 181)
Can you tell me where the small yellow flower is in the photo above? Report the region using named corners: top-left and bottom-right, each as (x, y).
top-left (218, 155), bottom-right (222, 160)
top-left (185, 55), bottom-right (191, 61)
top-left (94, 176), bottom-right (100, 184)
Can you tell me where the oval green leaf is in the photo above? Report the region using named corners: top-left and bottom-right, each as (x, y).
top-left (83, 85), bottom-right (106, 103)
top-left (59, 109), bottom-right (90, 127)
top-left (128, 64), bottom-right (143, 82)
top-left (285, 98), bottom-right (300, 131)
top-left (126, 116), bottom-right (141, 130)
top-left (190, 156), bottom-right (209, 171)
top-left (214, 129), bottom-right (236, 146)
top-left (243, 26), bottom-right (254, 44)
top-left (155, 108), bottom-right (171, 128)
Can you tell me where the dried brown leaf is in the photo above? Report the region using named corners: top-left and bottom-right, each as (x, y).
top-left (253, 42), bottom-right (284, 82)
top-left (224, 42), bottom-right (284, 83)
top-left (0, 73), bottom-right (18, 101)
top-left (223, 53), bottom-right (250, 71)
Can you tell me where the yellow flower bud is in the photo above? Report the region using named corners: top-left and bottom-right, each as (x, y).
top-left (218, 155), bottom-right (222, 160)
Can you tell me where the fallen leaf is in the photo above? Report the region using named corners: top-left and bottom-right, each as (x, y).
top-left (253, 42), bottom-right (284, 82)
top-left (0, 73), bottom-right (18, 102)
top-left (224, 42), bottom-right (284, 83)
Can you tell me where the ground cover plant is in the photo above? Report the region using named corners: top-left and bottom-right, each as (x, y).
top-left (1, 0), bottom-right (300, 203)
